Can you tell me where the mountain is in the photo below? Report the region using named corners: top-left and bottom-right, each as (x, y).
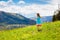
top-left (41, 16), bottom-right (53, 22)
top-left (0, 11), bottom-right (36, 25)
top-left (30, 16), bottom-right (53, 22)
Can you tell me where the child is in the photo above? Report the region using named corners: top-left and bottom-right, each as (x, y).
top-left (36, 13), bottom-right (42, 31)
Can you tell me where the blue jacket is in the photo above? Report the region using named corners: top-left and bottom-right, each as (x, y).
top-left (36, 17), bottom-right (41, 24)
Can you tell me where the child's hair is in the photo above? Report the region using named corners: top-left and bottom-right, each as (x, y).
top-left (37, 13), bottom-right (41, 17)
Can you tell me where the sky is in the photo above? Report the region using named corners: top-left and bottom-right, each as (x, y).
top-left (0, 0), bottom-right (58, 18)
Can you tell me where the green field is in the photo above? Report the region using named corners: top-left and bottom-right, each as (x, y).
top-left (0, 21), bottom-right (60, 40)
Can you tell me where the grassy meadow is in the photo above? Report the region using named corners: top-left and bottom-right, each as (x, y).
top-left (0, 21), bottom-right (60, 40)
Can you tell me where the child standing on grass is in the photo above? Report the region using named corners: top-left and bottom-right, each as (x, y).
top-left (36, 13), bottom-right (42, 32)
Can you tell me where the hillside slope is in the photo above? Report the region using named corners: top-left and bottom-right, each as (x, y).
top-left (0, 11), bottom-right (36, 25)
top-left (0, 21), bottom-right (60, 40)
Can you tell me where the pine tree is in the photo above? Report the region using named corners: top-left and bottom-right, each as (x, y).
top-left (53, 10), bottom-right (60, 21)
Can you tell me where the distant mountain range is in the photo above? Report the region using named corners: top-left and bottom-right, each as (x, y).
top-left (30, 16), bottom-right (53, 23)
top-left (0, 11), bottom-right (36, 25)
top-left (41, 16), bottom-right (53, 22)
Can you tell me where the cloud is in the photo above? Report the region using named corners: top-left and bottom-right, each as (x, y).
top-left (0, 1), bottom-right (7, 7)
top-left (18, 0), bottom-right (25, 4)
top-left (58, 0), bottom-right (60, 8)
top-left (58, 0), bottom-right (60, 4)
top-left (0, 0), bottom-right (58, 18)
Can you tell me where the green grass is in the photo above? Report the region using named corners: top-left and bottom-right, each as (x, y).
top-left (0, 21), bottom-right (60, 40)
